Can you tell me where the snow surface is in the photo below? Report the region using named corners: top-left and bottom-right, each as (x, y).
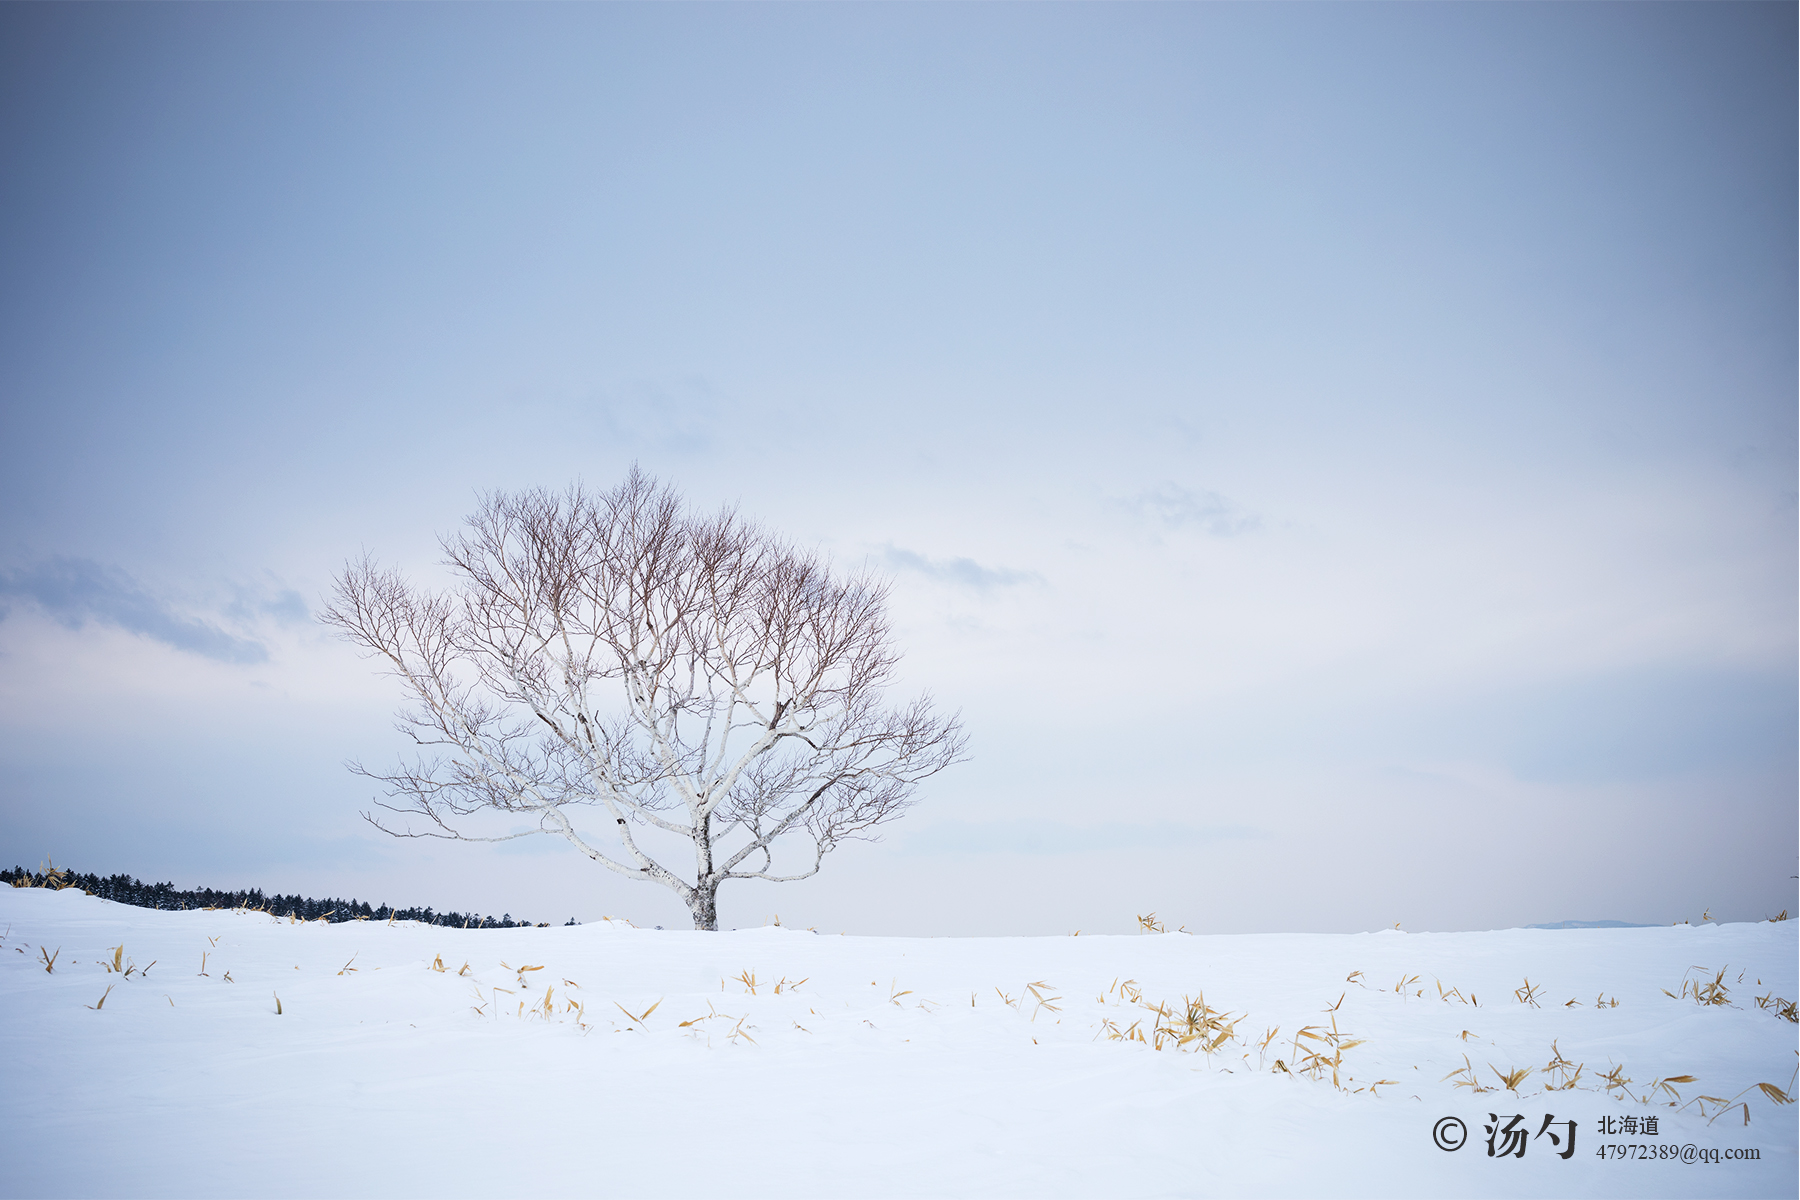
top-left (1, 887), bottom-right (1793, 1199)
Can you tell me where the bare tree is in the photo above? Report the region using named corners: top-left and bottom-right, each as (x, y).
top-left (322, 469), bottom-right (965, 930)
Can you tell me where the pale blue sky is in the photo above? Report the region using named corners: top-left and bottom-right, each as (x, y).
top-left (1, 3), bottom-right (1792, 933)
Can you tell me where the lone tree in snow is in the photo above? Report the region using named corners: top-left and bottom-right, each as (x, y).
top-left (323, 469), bottom-right (965, 930)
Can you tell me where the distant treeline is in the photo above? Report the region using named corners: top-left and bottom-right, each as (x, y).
top-left (1, 864), bottom-right (570, 928)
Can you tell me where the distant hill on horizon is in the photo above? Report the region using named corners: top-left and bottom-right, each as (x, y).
top-left (1524, 919), bottom-right (1659, 930)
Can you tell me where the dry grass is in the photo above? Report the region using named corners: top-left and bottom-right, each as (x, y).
top-left (1592, 1062), bottom-right (1706, 1106)
top-left (677, 1001), bottom-right (724, 1029)
top-left (1287, 1017), bottom-right (1362, 1088)
top-left (1098, 982), bottom-right (1243, 1058)
top-left (1647, 1074), bottom-right (1698, 1103)
top-left (1717, 1077), bottom-right (1793, 1127)
top-left (33, 852), bottom-right (76, 892)
top-left (1024, 981), bottom-right (1060, 1021)
top-left (675, 1003), bottom-right (755, 1045)
top-left (1430, 978), bottom-right (1477, 1006)
top-left (1491, 1064), bottom-right (1533, 1093)
top-left (1152, 994), bottom-right (1237, 1053)
top-left (1443, 1055), bottom-right (1494, 1093)
top-left (97, 944), bottom-right (150, 977)
top-left (614, 999), bottom-right (662, 1028)
top-left (1754, 992), bottom-right (1797, 1023)
top-left (1252, 1025), bottom-right (1281, 1069)
top-left (1542, 1041), bottom-right (1583, 1091)
top-left (1664, 965), bottom-right (1734, 1008)
top-left (1093, 977), bottom-right (1370, 1091)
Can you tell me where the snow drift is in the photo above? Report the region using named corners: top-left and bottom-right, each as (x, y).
top-left (1, 887), bottom-right (1792, 1198)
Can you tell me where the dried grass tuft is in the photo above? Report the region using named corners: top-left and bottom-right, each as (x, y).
top-left (1253, 1026), bottom-right (1281, 1069)
top-left (1664, 965), bottom-right (1734, 1008)
top-left (1491, 1064), bottom-right (1533, 1093)
top-left (1024, 981), bottom-right (1060, 1022)
top-left (1755, 1081), bottom-right (1794, 1105)
top-left (1443, 1055), bottom-right (1494, 1093)
top-left (613, 998), bottom-right (662, 1028)
top-left (1543, 1041), bottom-right (1584, 1090)
top-left (1285, 1016), bottom-right (1360, 1089)
top-left (1753, 992), bottom-right (1797, 1023)
top-left (1649, 1074), bottom-right (1696, 1103)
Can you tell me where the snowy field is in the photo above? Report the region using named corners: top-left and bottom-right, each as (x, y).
top-left (1, 887), bottom-right (1793, 1199)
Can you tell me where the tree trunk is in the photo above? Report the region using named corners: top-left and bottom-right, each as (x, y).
top-left (687, 882), bottom-right (719, 931)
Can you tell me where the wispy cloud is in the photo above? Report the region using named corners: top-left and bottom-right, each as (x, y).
top-left (590, 379), bottom-right (723, 454)
top-left (1132, 483), bottom-right (1261, 537)
top-left (0, 557), bottom-right (268, 663)
top-left (225, 584), bottom-right (310, 626)
top-left (881, 546), bottom-right (1042, 590)
top-left (903, 819), bottom-right (1265, 856)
